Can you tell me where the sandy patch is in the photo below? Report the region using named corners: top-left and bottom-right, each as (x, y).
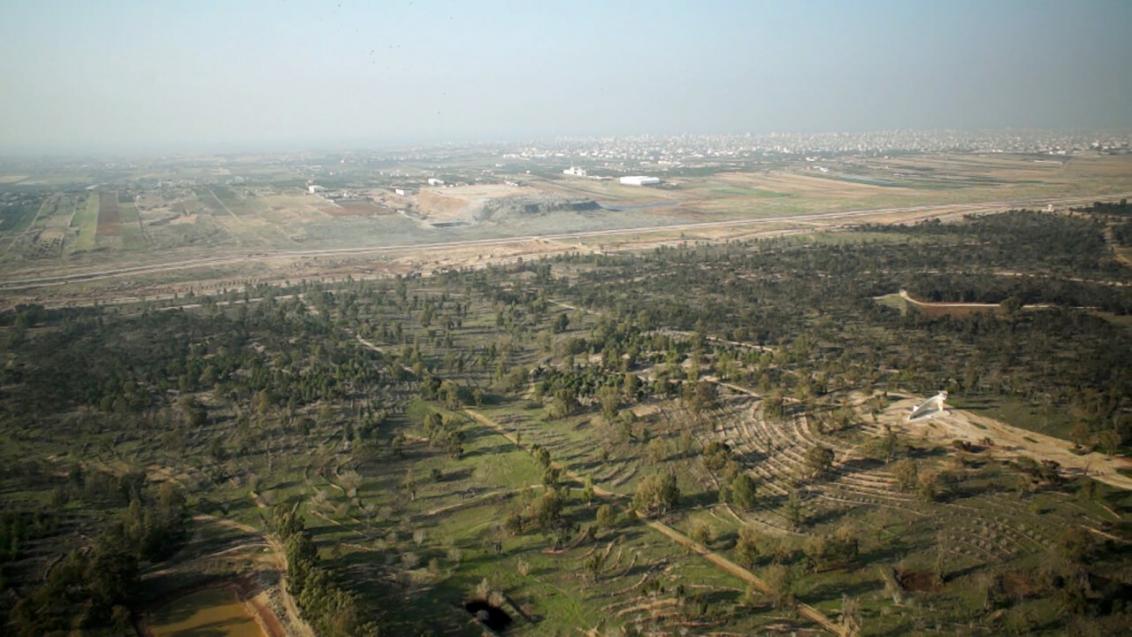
top-left (415, 183), bottom-right (539, 221)
top-left (883, 396), bottom-right (1132, 490)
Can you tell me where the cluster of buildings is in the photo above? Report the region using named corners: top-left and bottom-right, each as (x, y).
top-left (501, 130), bottom-right (1132, 172)
top-left (306, 183), bottom-right (369, 201)
top-left (562, 166), bottom-right (661, 186)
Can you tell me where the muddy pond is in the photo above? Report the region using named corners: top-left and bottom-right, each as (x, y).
top-left (146, 587), bottom-right (264, 637)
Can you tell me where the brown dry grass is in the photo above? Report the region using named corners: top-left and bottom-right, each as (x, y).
top-left (324, 200), bottom-right (386, 216)
top-left (717, 170), bottom-right (908, 195)
top-left (96, 191), bottom-right (121, 236)
top-left (415, 183), bottom-right (536, 221)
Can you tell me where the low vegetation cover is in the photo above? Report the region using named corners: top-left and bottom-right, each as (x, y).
top-left (0, 207), bottom-right (1129, 635)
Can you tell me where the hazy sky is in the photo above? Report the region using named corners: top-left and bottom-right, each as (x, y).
top-left (2, 0), bottom-right (1130, 153)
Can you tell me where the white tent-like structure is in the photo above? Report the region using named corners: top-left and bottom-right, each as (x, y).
top-left (908, 391), bottom-right (948, 421)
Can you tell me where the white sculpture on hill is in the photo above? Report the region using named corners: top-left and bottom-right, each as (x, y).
top-left (908, 391), bottom-right (948, 421)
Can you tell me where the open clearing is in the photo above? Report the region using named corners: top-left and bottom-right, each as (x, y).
top-left (145, 586), bottom-right (264, 637)
top-left (887, 398), bottom-right (1132, 490)
top-left (69, 192), bottom-right (100, 251)
top-left (413, 183), bottom-right (539, 222)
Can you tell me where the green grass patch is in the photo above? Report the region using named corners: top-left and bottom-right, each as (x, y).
top-left (951, 395), bottom-right (1075, 441)
top-left (118, 199), bottom-right (146, 248)
top-left (0, 195), bottom-right (44, 234)
top-left (70, 192), bottom-right (100, 251)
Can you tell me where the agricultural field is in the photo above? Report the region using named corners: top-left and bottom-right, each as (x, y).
top-left (2, 153), bottom-right (1131, 298)
top-left (70, 192), bottom-right (100, 252)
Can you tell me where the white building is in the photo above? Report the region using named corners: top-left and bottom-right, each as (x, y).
top-left (427, 177), bottom-right (445, 186)
top-left (619, 175), bottom-right (660, 186)
top-left (563, 166), bottom-right (587, 177)
top-left (308, 184), bottom-right (326, 194)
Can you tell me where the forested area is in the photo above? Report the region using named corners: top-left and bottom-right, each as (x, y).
top-left (0, 290), bottom-right (406, 634)
top-left (1, 464), bottom-right (187, 635)
top-left (0, 208), bottom-right (1129, 636)
top-left (1073, 199), bottom-right (1132, 217)
top-left (531, 211), bottom-right (1130, 451)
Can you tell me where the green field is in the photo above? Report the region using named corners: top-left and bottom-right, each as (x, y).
top-left (117, 196), bottom-right (146, 249)
top-left (69, 191), bottom-right (100, 251)
top-left (0, 195), bottom-right (44, 235)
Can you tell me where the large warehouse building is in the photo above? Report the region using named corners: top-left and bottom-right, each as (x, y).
top-left (619, 175), bottom-right (661, 186)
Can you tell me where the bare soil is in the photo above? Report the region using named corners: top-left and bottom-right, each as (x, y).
top-left (882, 396), bottom-right (1132, 490)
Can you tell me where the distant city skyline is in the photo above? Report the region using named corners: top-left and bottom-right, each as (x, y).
top-left (2, 0), bottom-right (1131, 153)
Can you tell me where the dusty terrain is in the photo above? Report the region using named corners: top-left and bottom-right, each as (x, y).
top-left (882, 397), bottom-right (1132, 490)
top-left (413, 183), bottom-right (539, 222)
top-left (5, 190), bottom-right (1130, 313)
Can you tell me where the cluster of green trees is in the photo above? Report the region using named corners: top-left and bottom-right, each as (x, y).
top-left (270, 505), bottom-right (379, 637)
top-left (503, 488), bottom-right (570, 539)
top-left (700, 441), bottom-right (761, 511)
top-left (801, 527), bottom-right (860, 571)
top-left (1115, 222), bottom-right (1132, 247)
top-left (420, 411), bottom-right (464, 459)
top-left (0, 511), bottom-right (55, 568)
top-left (633, 472), bottom-right (679, 517)
top-left (500, 446), bottom-right (577, 541)
top-left (532, 365), bottom-right (630, 407)
top-left (1073, 199), bottom-right (1131, 217)
top-left (0, 293), bottom-right (400, 419)
top-left (505, 210), bottom-right (1130, 452)
top-left (5, 479), bottom-right (187, 636)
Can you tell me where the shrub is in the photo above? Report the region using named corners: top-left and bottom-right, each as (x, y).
top-left (633, 472), bottom-right (679, 517)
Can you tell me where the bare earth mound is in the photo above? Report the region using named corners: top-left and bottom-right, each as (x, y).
top-left (884, 396), bottom-right (1132, 490)
top-left (415, 184), bottom-right (538, 223)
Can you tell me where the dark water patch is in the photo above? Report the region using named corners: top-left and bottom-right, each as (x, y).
top-left (464, 599), bottom-right (512, 631)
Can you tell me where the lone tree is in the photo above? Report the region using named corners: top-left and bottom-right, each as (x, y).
top-left (595, 503), bottom-right (617, 529)
top-left (728, 473), bottom-right (758, 511)
top-left (916, 470), bottom-right (943, 502)
top-left (735, 525), bottom-right (760, 567)
top-left (1057, 526), bottom-right (1094, 564)
top-left (805, 445), bottom-right (835, 479)
top-left (634, 471), bottom-right (679, 517)
top-left (683, 379), bottom-right (719, 418)
top-left (784, 489), bottom-right (804, 530)
top-left (892, 459), bottom-right (919, 491)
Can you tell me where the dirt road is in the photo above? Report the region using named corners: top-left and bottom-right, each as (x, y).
top-left (6, 192), bottom-right (1127, 294)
